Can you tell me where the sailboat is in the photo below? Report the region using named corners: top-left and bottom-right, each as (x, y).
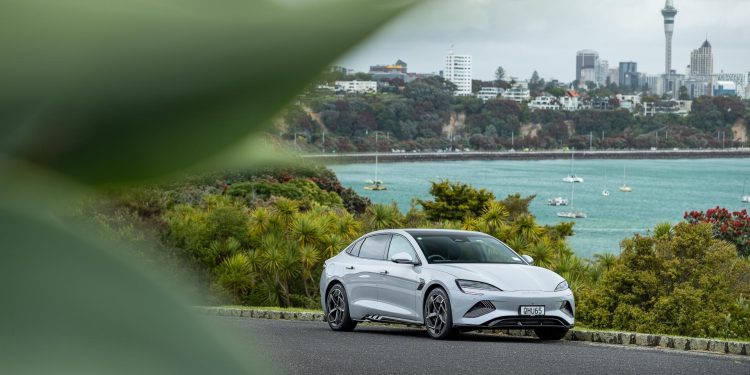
top-left (557, 182), bottom-right (587, 218)
top-left (742, 179), bottom-right (750, 203)
top-left (619, 165), bottom-right (632, 192)
top-left (364, 133), bottom-right (387, 191)
top-left (602, 170), bottom-right (610, 196)
top-left (562, 152), bottom-right (584, 183)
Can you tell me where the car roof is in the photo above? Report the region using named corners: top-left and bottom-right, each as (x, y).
top-left (402, 229), bottom-right (488, 237)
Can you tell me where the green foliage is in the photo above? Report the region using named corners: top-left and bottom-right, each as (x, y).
top-left (418, 180), bottom-right (495, 221)
top-left (578, 222), bottom-right (750, 339)
top-left (228, 178), bottom-right (343, 209)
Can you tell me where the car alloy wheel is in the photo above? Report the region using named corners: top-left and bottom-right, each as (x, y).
top-left (325, 284), bottom-right (356, 331)
top-left (424, 288), bottom-right (455, 339)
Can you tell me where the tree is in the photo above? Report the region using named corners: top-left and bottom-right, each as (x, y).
top-left (678, 85), bottom-right (690, 100)
top-left (530, 70), bottom-right (540, 84)
top-left (418, 180), bottom-right (495, 221)
top-left (495, 66), bottom-right (506, 83)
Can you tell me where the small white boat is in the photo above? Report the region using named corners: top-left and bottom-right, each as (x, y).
top-left (562, 175), bottom-right (584, 183)
top-left (547, 197), bottom-right (569, 206)
top-left (619, 165), bottom-right (632, 192)
top-left (562, 153), bottom-right (584, 183)
top-left (602, 189), bottom-right (610, 196)
top-left (743, 195), bottom-right (750, 203)
top-left (557, 182), bottom-right (586, 219)
top-left (364, 179), bottom-right (387, 191)
top-left (557, 211), bottom-right (587, 219)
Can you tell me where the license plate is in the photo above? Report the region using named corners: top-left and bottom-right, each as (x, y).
top-left (520, 305), bottom-right (545, 316)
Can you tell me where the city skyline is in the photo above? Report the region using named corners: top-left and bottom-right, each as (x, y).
top-left (337, 0), bottom-right (750, 82)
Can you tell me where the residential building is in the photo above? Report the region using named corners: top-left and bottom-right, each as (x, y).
top-left (616, 94), bottom-right (641, 112)
top-left (619, 62), bottom-right (639, 91)
top-left (608, 68), bottom-right (620, 86)
top-left (502, 82), bottom-right (531, 102)
top-left (643, 99), bottom-right (691, 117)
top-left (713, 81), bottom-right (738, 96)
top-left (576, 50), bottom-right (599, 83)
top-left (560, 90), bottom-right (580, 111)
top-left (683, 78), bottom-right (711, 98)
top-left (444, 50), bottom-right (472, 96)
top-left (476, 87), bottom-right (504, 101)
top-left (690, 40), bottom-right (713, 77)
top-left (334, 80), bottom-right (377, 94)
top-left (528, 96), bottom-right (560, 111)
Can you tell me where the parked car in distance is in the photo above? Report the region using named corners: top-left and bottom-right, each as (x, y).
top-left (320, 229), bottom-right (575, 340)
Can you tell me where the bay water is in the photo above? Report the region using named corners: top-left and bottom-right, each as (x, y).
top-left (330, 158), bottom-right (750, 258)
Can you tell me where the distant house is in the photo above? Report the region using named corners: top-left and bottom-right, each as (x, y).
top-left (528, 96), bottom-right (560, 110)
top-left (643, 100), bottom-right (692, 117)
top-left (560, 90), bottom-right (580, 111)
top-left (334, 80), bottom-right (378, 94)
top-left (476, 87), bottom-right (504, 101)
top-left (501, 82), bottom-right (531, 102)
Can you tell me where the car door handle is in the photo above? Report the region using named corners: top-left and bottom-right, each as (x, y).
top-left (345, 265), bottom-right (354, 270)
top-left (379, 270), bottom-right (389, 275)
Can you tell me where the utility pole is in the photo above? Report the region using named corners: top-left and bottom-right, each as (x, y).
top-left (322, 131), bottom-right (325, 153)
top-left (589, 131), bottom-right (593, 150)
top-left (511, 131), bottom-right (514, 148)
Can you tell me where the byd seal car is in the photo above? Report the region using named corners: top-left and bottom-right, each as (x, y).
top-left (320, 229), bottom-right (575, 340)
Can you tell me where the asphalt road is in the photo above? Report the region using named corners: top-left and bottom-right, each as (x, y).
top-left (217, 317), bottom-right (750, 375)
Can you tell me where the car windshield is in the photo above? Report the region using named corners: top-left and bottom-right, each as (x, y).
top-left (414, 234), bottom-right (525, 264)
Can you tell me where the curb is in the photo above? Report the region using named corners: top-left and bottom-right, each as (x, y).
top-left (199, 307), bottom-right (748, 356)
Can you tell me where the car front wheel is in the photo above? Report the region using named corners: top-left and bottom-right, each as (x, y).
top-left (534, 327), bottom-right (569, 340)
top-left (424, 288), bottom-right (456, 339)
top-left (326, 283), bottom-right (356, 331)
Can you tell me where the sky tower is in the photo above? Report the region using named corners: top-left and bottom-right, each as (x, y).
top-left (661, 0), bottom-right (678, 75)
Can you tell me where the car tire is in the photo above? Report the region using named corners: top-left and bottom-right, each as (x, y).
top-left (534, 327), bottom-right (569, 340)
top-left (325, 283), bottom-right (357, 331)
top-left (423, 288), bottom-right (456, 340)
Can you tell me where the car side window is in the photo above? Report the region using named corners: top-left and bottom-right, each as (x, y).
top-left (387, 235), bottom-right (418, 262)
top-left (358, 234), bottom-right (391, 260)
top-left (346, 239), bottom-right (364, 257)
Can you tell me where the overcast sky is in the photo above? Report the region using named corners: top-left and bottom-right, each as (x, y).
top-left (337, 0), bottom-right (750, 82)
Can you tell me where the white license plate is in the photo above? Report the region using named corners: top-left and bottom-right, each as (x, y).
top-left (520, 305), bottom-right (545, 316)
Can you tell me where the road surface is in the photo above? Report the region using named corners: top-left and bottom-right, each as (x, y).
top-left (216, 317), bottom-right (750, 374)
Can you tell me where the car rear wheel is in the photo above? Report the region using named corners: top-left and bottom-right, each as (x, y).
top-left (534, 327), bottom-right (569, 340)
top-left (424, 288), bottom-right (456, 339)
top-left (326, 284), bottom-right (356, 331)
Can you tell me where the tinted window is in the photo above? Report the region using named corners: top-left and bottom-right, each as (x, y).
top-left (358, 234), bottom-right (391, 260)
top-left (387, 235), bottom-right (418, 262)
top-left (414, 234), bottom-right (524, 264)
top-left (346, 239), bottom-right (364, 257)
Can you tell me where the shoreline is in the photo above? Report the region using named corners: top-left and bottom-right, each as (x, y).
top-left (302, 149), bottom-right (750, 164)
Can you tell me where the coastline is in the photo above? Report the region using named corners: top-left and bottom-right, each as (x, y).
top-left (302, 149), bottom-right (750, 164)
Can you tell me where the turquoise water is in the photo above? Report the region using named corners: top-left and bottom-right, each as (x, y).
top-left (330, 158), bottom-right (750, 258)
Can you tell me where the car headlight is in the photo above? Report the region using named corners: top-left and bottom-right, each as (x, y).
top-left (555, 280), bottom-right (569, 292)
top-left (456, 280), bottom-right (502, 295)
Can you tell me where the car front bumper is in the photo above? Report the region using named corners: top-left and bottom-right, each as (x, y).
top-left (448, 288), bottom-right (575, 329)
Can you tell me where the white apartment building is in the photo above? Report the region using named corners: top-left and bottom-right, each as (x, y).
top-left (444, 51), bottom-right (472, 96)
top-left (502, 82), bottom-right (531, 102)
top-left (334, 80), bottom-right (377, 94)
top-left (476, 87), bottom-right (504, 101)
top-left (528, 96), bottom-right (560, 110)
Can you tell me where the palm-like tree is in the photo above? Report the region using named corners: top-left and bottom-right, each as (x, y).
top-left (214, 252), bottom-right (255, 302)
top-left (365, 203), bottom-right (403, 230)
top-left (593, 252), bottom-right (617, 272)
top-left (248, 206), bottom-right (272, 240)
top-left (298, 244), bottom-right (320, 296)
top-left (320, 233), bottom-right (348, 258)
top-left (481, 200), bottom-right (509, 233)
top-left (505, 235), bottom-right (528, 254)
top-left (270, 197), bottom-right (299, 229)
top-left (291, 213), bottom-right (324, 248)
top-left (512, 214), bottom-right (543, 243)
top-left (526, 237), bottom-right (555, 268)
top-left (654, 222), bottom-right (673, 239)
top-left (333, 211), bottom-right (361, 240)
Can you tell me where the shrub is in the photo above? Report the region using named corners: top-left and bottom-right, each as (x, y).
top-left (684, 207), bottom-right (750, 257)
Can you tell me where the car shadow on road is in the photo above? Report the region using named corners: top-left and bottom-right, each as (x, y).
top-left (351, 325), bottom-right (546, 343)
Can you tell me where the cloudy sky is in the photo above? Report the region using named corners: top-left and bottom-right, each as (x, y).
top-left (337, 0), bottom-right (750, 82)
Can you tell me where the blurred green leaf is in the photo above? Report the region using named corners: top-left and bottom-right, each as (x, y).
top-left (0, 207), bottom-right (276, 374)
top-left (0, 0), bottom-right (415, 184)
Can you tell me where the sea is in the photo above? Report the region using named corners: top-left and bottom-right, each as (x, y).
top-left (330, 158), bottom-right (750, 258)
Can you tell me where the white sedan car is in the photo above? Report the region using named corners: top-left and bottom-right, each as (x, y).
top-left (320, 229), bottom-right (575, 340)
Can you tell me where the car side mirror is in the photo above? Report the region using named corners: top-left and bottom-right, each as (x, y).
top-left (521, 255), bottom-right (534, 265)
top-left (391, 252), bottom-right (416, 264)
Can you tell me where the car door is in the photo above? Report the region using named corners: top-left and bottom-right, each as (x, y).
top-left (377, 234), bottom-right (422, 322)
top-left (341, 234), bottom-right (390, 319)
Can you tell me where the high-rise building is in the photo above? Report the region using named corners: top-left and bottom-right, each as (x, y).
top-left (443, 49), bottom-right (472, 96)
top-left (596, 60), bottom-right (609, 87)
top-left (608, 68), bottom-right (620, 86)
top-left (690, 40), bottom-right (713, 77)
top-left (619, 62), bottom-right (639, 91)
top-left (576, 50), bottom-right (599, 83)
top-left (661, 0), bottom-right (678, 76)
top-left (717, 72), bottom-right (748, 98)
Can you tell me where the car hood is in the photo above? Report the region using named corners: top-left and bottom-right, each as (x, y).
top-left (427, 263), bottom-right (565, 292)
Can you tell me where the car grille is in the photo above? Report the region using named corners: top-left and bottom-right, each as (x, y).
top-left (463, 300), bottom-right (496, 318)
